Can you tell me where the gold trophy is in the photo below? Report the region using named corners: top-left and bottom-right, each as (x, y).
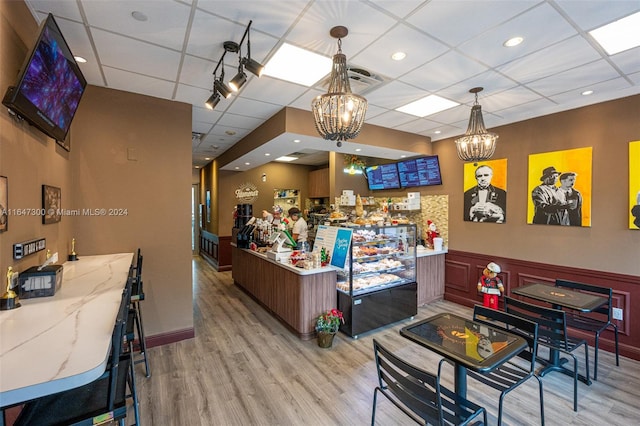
top-left (68, 238), bottom-right (78, 261)
top-left (1, 266), bottom-right (21, 310)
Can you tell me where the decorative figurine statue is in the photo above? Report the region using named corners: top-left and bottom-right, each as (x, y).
top-left (1, 266), bottom-right (20, 310)
top-left (425, 220), bottom-right (440, 249)
top-left (477, 262), bottom-right (504, 309)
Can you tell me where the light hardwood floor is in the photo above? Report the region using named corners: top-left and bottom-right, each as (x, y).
top-left (132, 257), bottom-right (640, 425)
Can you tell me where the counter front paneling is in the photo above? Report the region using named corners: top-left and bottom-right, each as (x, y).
top-left (417, 248), bottom-right (446, 305)
top-left (231, 246), bottom-right (337, 340)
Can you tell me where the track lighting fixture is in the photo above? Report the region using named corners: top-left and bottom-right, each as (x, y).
top-left (205, 92), bottom-right (220, 110)
top-left (204, 20), bottom-right (264, 109)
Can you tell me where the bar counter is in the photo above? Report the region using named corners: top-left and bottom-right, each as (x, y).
top-left (231, 245), bottom-right (337, 340)
top-left (231, 245), bottom-right (447, 340)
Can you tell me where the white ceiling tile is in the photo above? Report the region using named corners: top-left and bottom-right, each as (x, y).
top-left (363, 104), bottom-right (389, 120)
top-left (186, 10), bottom-right (247, 59)
top-left (290, 88), bottom-right (324, 112)
top-left (371, 0), bottom-right (424, 19)
top-left (394, 118), bottom-right (444, 134)
top-left (366, 110), bottom-right (419, 128)
top-left (399, 51), bottom-right (489, 91)
top-left (285, 0), bottom-right (397, 56)
top-left (555, 0), bottom-right (640, 30)
top-left (457, 2), bottom-right (579, 68)
top-left (406, 0), bottom-right (541, 46)
top-left (192, 106), bottom-right (222, 125)
top-left (103, 68), bottom-right (176, 100)
top-left (179, 55), bottom-right (217, 89)
top-left (92, 29), bottom-right (181, 80)
top-left (436, 70), bottom-right (519, 103)
top-left (82, 0), bottom-right (191, 51)
top-left (174, 83), bottom-right (213, 107)
top-left (425, 104), bottom-right (471, 124)
top-left (192, 121), bottom-right (213, 135)
top-left (239, 76), bottom-right (310, 105)
top-left (549, 77), bottom-right (635, 105)
top-left (526, 60), bottom-right (622, 97)
top-left (29, 3), bottom-right (83, 22)
top-left (365, 81), bottom-right (430, 110)
top-left (351, 23), bottom-right (449, 79)
top-left (609, 46), bottom-right (640, 75)
top-left (226, 97), bottom-right (284, 120)
top-left (216, 113), bottom-right (265, 130)
top-left (496, 35), bottom-right (602, 84)
top-left (482, 87), bottom-right (545, 113)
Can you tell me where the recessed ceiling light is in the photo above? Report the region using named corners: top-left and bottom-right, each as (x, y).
top-left (234, 166), bottom-right (239, 170)
top-left (194, 166), bottom-right (200, 169)
top-left (205, 157), bottom-right (211, 160)
top-left (503, 36), bottom-right (523, 47)
top-left (74, 56), bottom-right (87, 63)
top-left (434, 130), bottom-right (442, 134)
top-left (276, 155), bottom-right (298, 162)
top-left (131, 11), bottom-right (148, 22)
top-left (396, 95), bottom-right (459, 118)
top-left (225, 130), bottom-right (236, 136)
top-left (265, 153), bottom-right (271, 156)
top-left (582, 90), bottom-right (594, 96)
top-left (355, 148), bottom-right (362, 152)
top-left (244, 162), bottom-right (250, 165)
top-left (391, 51), bottom-right (406, 61)
top-left (293, 139), bottom-right (301, 143)
top-left (589, 11), bottom-right (640, 55)
top-left (400, 155), bottom-right (406, 158)
top-left (263, 43), bottom-right (332, 86)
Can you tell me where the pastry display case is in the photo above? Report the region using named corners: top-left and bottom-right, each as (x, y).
top-left (337, 224), bottom-right (417, 337)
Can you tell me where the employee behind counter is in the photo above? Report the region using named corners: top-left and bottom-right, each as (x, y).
top-left (287, 207), bottom-right (308, 250)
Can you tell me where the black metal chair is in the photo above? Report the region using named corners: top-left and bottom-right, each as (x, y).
top-left (463, 305), bottom-right (544, 425)
top-left (555, 279), bottom-right (619, 380)
top-left (14, 282), bottom-right (133, 426)
top-left (504, 296), bottom-right (589, 412)
top-left (372, 339), bottom-right (487, 426)
top-left (130, 248), bottom-right (150, 377)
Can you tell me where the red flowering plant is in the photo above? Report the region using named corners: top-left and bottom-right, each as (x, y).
top-left (316, 309), bottom-right (344, 334)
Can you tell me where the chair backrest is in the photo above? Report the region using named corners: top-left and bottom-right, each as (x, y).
top-left (473, 305), bottom-right (539, 370)
top-left (504, 296), bottom-right (570, 351)
top-left (104, 278), bottom-right (132, 411)
top-left (373, 339), bottom-right (444, 425)
top-left (555, 279), bottom-right (612, 320)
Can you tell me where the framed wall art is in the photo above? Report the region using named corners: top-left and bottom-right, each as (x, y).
top-left (630, 141), bottom-right (640, 230)
top-left (527, 147), bottom-right (592, 227)
top-left (463, 158), bottom-right (507, 223)
top-left (42, 184), bottom-right (61, 224)
top-left (0, 176), bottom-right (7, 232)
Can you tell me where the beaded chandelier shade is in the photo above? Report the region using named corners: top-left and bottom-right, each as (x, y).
top-left (311, 26), bottom-right (367, 147)
top-left (455, 87), bottom-right (498, 162)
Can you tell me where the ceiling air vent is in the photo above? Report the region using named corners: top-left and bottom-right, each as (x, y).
top-left (319, 65), bottom-right (385, 95)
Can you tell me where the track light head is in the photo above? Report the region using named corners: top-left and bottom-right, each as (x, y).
top-left (205, 92), bottom-right (221, 110)
top-left (242, 57), bottom-right (264, 77)
top-left (214, 79), bottom-right (233, 99)
top-left (229, 70), bottom-right (247, 92)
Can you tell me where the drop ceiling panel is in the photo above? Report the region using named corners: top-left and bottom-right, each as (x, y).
top-left (192, 106), bottom-right (222, 125)
top-left (29, 1), bottom-right (82, 21)
top-left (609, 47), bottom-right (640, 75)
top-left (174, 83), bottom-right (214, 108)
top-left (364, 81), bottom-right (430, 110)
top-left (103, 68), bottom-right (176, 100)
top-left (405, 0), bottom-right (541, 47)
top-left (82, 0), bottom-right (192, 51)
top-left (366, 110), bottom-right (419, 128)
top-left (179, 55), bottom-right (217, 89)
top-left (555, 0), bottom-right (640, 30)
top-left (216, 113), bottom-right (265, 130)
top-left (351, 23), bottom-right (448, 79)
top-left (238, 76), bottom-right (310, 105)
top-left (526, 59), bottom-right (622, 97)
top-left (399, 51), bottom-right (489, 92)
top-left (372, 0), bottom-right (424, 19)
top-left (226, 97), bottom-right (284, 120)
top-left (457, 2), bottom-right (579, 68)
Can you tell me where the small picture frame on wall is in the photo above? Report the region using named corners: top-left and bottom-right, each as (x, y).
top-left (42, 185), bottom-right (62, 224)
top-left (0, 176), bottom-right (8, 232)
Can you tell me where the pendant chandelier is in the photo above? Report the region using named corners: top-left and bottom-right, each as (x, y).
top-left (455, 87), bottom-right (498, 162)
top-left (311, 26), bottom-right (367, 147)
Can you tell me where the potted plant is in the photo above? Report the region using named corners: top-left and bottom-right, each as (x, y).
top-left (316, 308), bottom-right (344, 348)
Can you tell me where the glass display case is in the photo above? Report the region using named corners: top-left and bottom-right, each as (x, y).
top-left (337, 224), bottom-right (417, 337)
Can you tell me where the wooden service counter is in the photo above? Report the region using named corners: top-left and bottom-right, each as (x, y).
top-left (416, 247), bottom-right (447, 306)
top-left (231, 245), bottom-right (337, 340)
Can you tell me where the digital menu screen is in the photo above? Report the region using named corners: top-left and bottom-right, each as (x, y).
top-left (397, 156), bottom-right (443, 188)
top-left (365, 163), bottom-right (401, 190)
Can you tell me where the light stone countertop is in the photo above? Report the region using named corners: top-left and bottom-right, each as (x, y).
top-left (0, 253), bottom-right (134, 407)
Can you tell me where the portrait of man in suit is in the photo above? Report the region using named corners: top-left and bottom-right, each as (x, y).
top-left (463, 164), bottom-right (507, 223)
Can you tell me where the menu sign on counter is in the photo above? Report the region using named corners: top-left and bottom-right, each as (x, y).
top-left (313, 225), bottom-right (353, 269)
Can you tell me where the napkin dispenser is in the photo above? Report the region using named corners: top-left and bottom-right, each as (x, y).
top-left (18, 265), bottom-right (63, 298)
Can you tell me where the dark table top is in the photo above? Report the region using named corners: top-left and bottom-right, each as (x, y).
top-left (511, 283), bottom-right (608, 312)
top-left (400, 313), bottom-right (528, 373)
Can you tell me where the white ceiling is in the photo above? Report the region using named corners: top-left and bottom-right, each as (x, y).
top-left (24, 0), bottom-right (640, 170)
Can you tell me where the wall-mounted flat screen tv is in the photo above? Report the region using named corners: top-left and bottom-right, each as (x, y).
top-left (365, 163), bottom-right (401, 190)
top-left (397, 155), bottom-right (443, 188)
top-left (2, 13), bottom-right (86, 142)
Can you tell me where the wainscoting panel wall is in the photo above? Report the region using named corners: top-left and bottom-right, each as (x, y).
top-left (445, 250), bottom-right (640, 361)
